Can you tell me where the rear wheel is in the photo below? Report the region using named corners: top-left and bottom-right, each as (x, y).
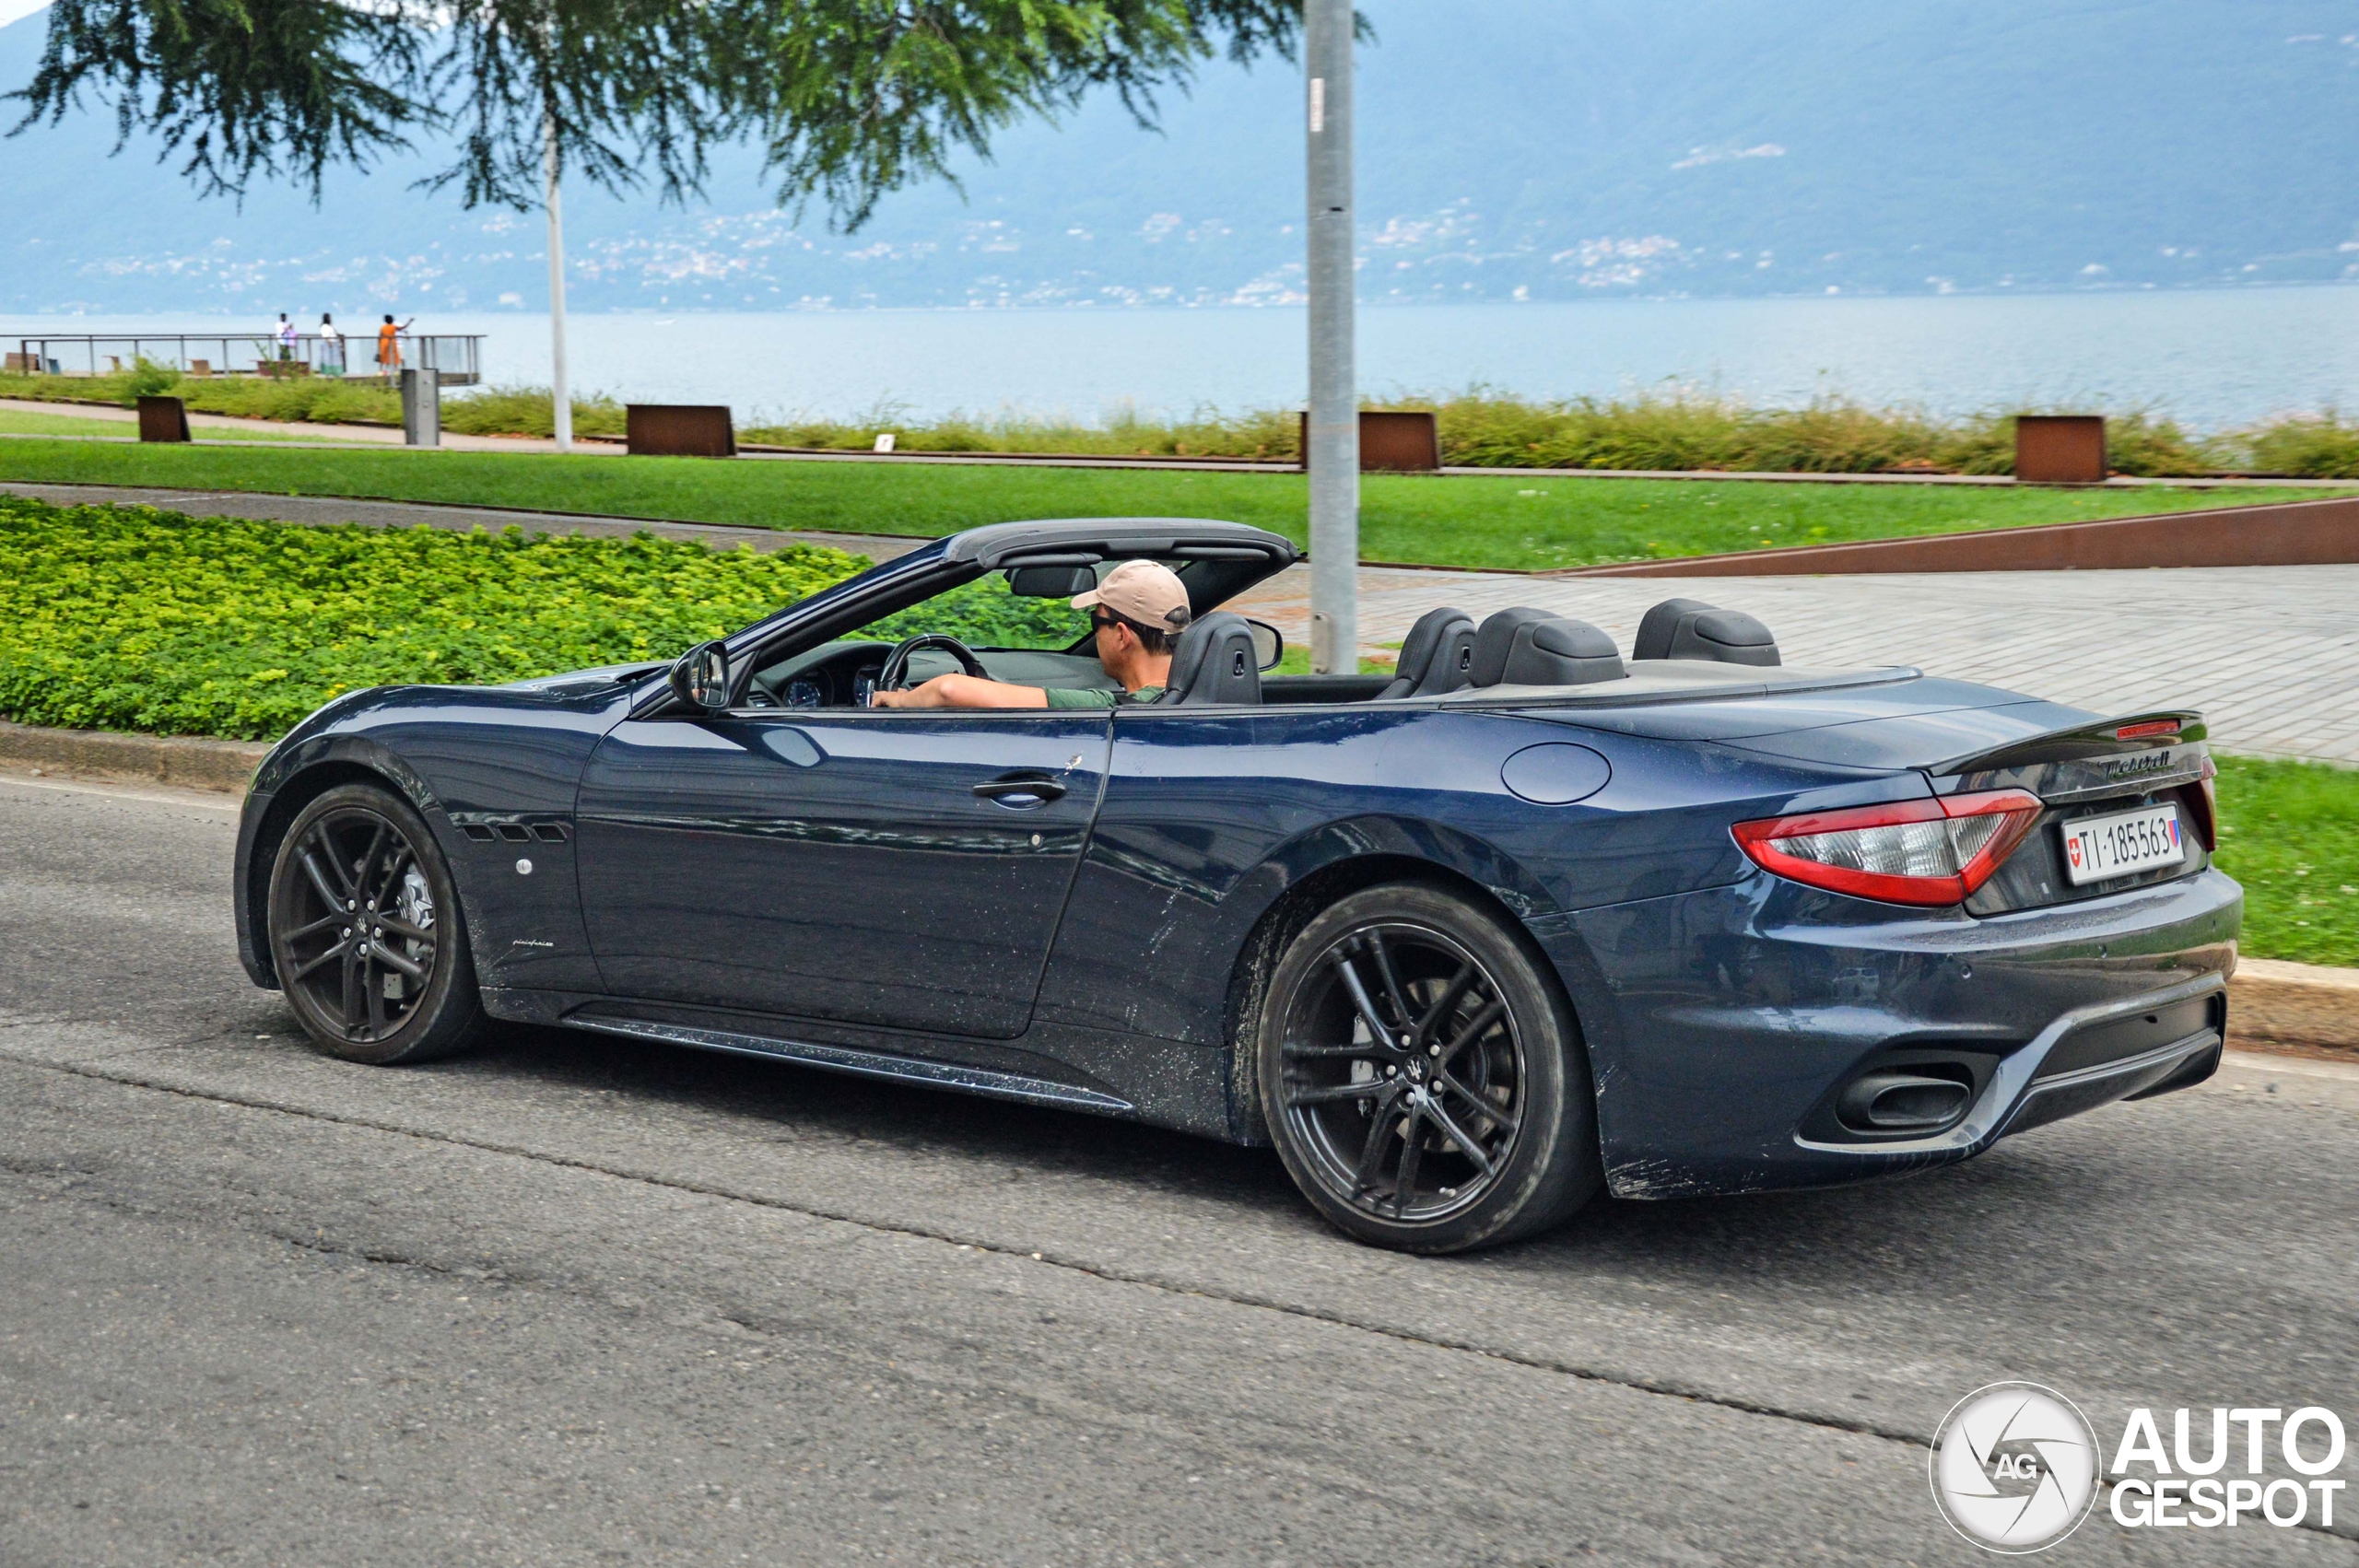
top-left (267, 782), bottom-right (486, 1065)
top-left (1256, 883), bottom-right (1601, 1253)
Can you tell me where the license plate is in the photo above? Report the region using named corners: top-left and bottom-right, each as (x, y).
top-left (2060, 803), bottom-right (2187, 885)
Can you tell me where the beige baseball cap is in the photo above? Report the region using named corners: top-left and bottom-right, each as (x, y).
top-left (1073, 559), bottom-right (1192, 633)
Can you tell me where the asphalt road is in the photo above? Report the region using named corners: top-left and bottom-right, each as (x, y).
top-left (3, 771), bottom-right (2355, 1567)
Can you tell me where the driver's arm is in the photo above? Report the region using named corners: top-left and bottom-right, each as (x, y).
top-left (869, 673), bottom-right (1049, 709)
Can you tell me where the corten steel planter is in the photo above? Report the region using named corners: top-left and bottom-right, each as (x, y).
top-left (628, 404), bottom-right (737, 458)
top-left (135, 395), bottom-right (191, 443)
top-left (1558, 495), bottom-right (2359, 577)
top-left (2015, 415), bottom-right (2107, 485)
top-left (1297, 410), bottom-right (1442, 473)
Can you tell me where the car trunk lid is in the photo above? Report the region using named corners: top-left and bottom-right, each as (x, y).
top-left (1932, 711), bottom-right (2217, 914)
top-left (1720, 707), bottom-right (2216, 913)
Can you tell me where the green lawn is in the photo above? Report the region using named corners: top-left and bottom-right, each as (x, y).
top-left (0, 408), bottom-right (365, 445)
top-left (0, 438), bottom-right (2338, 573)
top-left (2212, 757), bottom-right (2359, 968)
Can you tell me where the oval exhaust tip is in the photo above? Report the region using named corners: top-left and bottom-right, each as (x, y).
top-left (1837, 1072), bottom-right (1971, 1133)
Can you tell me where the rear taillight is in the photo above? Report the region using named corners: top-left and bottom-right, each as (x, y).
top-left (1731, 790), bottom-right (2046, 907)
top-left (2186, 755), bottom-right (2220, 850)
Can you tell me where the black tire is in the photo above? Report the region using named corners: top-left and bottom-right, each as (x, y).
top-left (1256, 883), bottom-right (1602, 1253)
top-left (266, 782), bottom-right (486, 1065)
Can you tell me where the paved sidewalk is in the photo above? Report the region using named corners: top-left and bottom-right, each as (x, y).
top-left (1233, 564), bottom-right (2359, 765)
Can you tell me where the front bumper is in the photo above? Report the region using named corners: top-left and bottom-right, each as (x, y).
top-left (1548, 866), bottom-right (2242, 1199)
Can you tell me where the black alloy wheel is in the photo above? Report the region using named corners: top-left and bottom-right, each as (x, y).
top-left (267, 782), bottom-right (486, 1065)
top-left (1258, 883), bottom-right (1601, 1253)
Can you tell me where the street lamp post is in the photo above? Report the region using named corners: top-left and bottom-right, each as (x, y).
top-left (1304, 0), bottom-right (1357, 674)
top-left (545, 112), bottom-right (573, 454)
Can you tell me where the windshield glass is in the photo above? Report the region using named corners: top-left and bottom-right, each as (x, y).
top-left (853, 572), bottom-right (1090, 650)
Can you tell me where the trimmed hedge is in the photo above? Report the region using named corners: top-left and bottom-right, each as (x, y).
top-left (0, 496), bottom-right (1079, 739)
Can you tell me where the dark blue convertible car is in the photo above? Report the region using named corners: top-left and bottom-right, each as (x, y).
top-left (233, 518), bottom-right (2240, 1252)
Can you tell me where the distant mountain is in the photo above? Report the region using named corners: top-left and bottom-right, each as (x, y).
top-left (5, 0), bottom-right (2356, 314)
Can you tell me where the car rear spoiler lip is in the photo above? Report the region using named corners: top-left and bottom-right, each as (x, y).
top-left (1931, 709), bottom-right (2211, 799)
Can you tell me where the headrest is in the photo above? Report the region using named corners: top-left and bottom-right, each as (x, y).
top-left (1632, 598), bottom-right (1780, 666)
top-left (1471, 608), bottom-right (1625, 687)
top-left (1503, 617), bottom-right (1625, 685)
top-left (1157, 611), bottom-right (1262, 706)
top-left (1468, 607), bottom-right (1557, 687)
top-left (1377, 605), bottom-right (1477, 699)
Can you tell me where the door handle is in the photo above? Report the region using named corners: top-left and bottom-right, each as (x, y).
top-left (973, 776), bottom-right (1067, 803)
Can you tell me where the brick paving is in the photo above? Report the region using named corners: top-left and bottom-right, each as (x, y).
top-left (1232, 564), bottom-right (2359, 766)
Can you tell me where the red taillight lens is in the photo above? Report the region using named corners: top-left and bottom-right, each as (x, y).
top-left (1731, 789), bottom-right (2046, 907)
top-left (2187, 754), bottom-right (2220, 850)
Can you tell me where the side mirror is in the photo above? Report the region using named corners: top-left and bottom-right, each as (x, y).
top-left (1247, 619), bottom-right (1284, 672)
top-left (669, 640), bottom-right (731, 712)
top-left (1006, 564), bottom-right (1097, 598)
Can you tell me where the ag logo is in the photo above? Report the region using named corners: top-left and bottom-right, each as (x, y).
top-left (1930, 1383), bottom-right (2100, 1552)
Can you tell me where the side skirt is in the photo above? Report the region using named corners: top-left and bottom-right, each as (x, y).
top-left (564, 1012), bottom-right (1136, 1117)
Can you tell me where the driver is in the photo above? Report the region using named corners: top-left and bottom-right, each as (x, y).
top-left (868, 558), bottom-right (1191, 709)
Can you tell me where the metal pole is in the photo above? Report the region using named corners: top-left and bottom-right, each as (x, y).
top-left (1304, 0), bottom-right (1357, 673)
top-left (544, 111), bottom-right (573, 453)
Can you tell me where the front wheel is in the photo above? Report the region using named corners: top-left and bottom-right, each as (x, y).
top-left (267, 782), bottom-right (486, 1065)
top-left (1256, 883), bottom-right (1602, 1253)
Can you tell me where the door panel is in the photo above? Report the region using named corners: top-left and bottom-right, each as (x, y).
top-left (575, 712), bottom-right (1110, 1038)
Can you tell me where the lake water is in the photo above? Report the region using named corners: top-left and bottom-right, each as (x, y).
top-left (8, 287), bottom-right (2354, 431)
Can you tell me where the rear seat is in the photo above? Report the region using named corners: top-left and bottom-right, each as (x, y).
top-left (1631, 598), bottom-right (1781, 666)
top-left (1467, 607), bottom-right (1625, 687)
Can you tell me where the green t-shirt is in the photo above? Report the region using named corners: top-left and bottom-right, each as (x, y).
top-left (1043, 685), bottom-right (1164, 710)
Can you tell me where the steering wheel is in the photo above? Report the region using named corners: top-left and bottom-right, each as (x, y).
top-left (875, 633), bottom-right (988, 694)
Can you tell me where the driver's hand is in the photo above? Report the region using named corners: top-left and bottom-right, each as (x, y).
top-left (870, 674), bottom-right (954, 708)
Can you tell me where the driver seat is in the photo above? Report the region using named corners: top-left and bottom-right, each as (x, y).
top-left (1156, 613), bottom-right (1262, 705)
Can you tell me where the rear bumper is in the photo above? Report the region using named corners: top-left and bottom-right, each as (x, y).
top-left (1547, 866), bottom-right (2242, 1199)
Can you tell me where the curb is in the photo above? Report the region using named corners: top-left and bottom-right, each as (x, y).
top-left (0, 720), bottom-right (268, 795)
top-left (0, 720), bottom-right (2351, 1058)
top-left (2228, 958), bottom-right (2359, 1058)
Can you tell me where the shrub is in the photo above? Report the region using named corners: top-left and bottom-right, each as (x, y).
top-left (440, 384), bottom-right (628, 439)
top-left (6, 367), bottom-right (2355, 478)
top-left (124, 357), bottom-right (183, 399)
top-left (2243, 413), bottom-right (2359, 479)
top-left (0, 495), bottom-right (1076, 740)
top-left (741, 398), bottom-right (1301, 461)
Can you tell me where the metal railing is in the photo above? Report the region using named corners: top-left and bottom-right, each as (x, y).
top-left (6, 333), bottom-right (484, 386)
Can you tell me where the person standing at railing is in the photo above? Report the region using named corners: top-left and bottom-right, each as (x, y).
top-left (319, 314), bottom-right (343, 375)
top-left (376, 315), bottom-right (413, 379)
top-left (276, 313), bottom-right (296, 363)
